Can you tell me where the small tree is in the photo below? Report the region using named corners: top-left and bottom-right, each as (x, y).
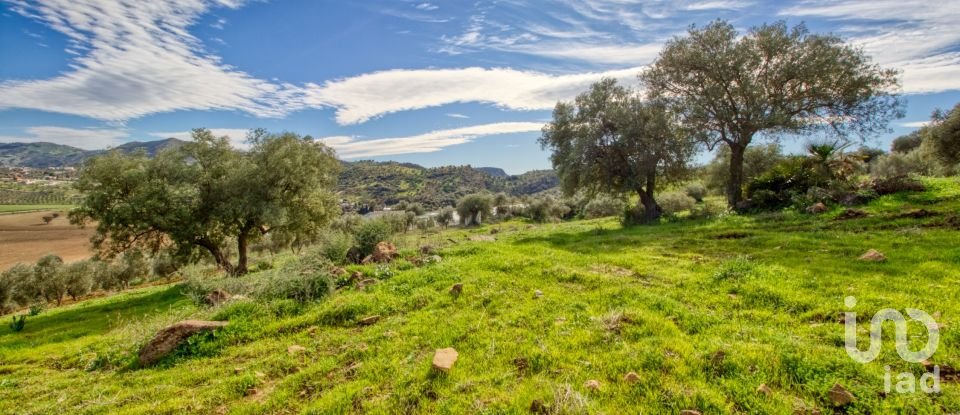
top-left (643, 20), bottom-right (903, 207)
top-left (457, 194), bottom-right (493, 226)
top-left (34, 254), bottom-right (66, 305)
top-left (2, 264), bottom-right (36, 308)
top-left (107, 251), bottom-right (150, 290)
top-left (63, 261), bottom-right (95, 301)
top-left (437, 207), bottom-right (455, 228)
top-left (929, 103), bottom-right (960, 166)
top-left (540, 78), bottom-right (696, 222)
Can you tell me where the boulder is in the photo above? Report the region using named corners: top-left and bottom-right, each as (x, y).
top-left (287, 344), bottom-right (307, 355)
top-left (370, 241), bottom-right (399, 263)
top-left (469, 235), bottom-right (497, 242)
top-left (828, 383), bottom-right (855, 407)
top-left (680, 411), bottom-right (702, 415)
top-left (583, 379), bottom-right (601, 391)
top-left (419, 245), bottom-right (436, 255)
top-left (204, 289), bottom-right (232, 306)
top-left (449, 283), bottom-right (463, 298)
top-left (836, 208), bottom-right (868, 220)
top-left (432, 347), bottom-right (459, 372)
top-left (138, 320), bottom-right (228, 366)
top-left (757, 383), bottom-right (772, 395)
top-left (858, 249), bottom-right (886, 262)
top-left (623, 372), bottom-right (640, 383)
top-left (806, 202), bottom-right (828, 214)
top-left (358, 315), bottom-right (380, 326)
top-left (533, 290), bottom-right (544, 299)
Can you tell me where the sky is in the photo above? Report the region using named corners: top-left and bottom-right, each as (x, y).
top-left (0, 0), bottom-right (958, 174)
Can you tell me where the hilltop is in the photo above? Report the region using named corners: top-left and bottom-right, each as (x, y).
top-left (0, 138), bottom-right (187, 168)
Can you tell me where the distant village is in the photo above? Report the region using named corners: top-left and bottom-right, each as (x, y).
top-left (0, 166), bottom-right (78, 184)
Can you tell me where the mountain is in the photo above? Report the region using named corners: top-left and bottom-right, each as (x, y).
top-left (475, 167), bottom-right (508, 177)
top-left (0, 138), bottom-right (188, 168)
top-left (339, 161), bottom-right (558, 208)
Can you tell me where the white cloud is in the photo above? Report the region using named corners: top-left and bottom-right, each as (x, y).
top-left (780, 0), bottom-right (960, 94)
top-left (0, 0), bottom-right (303, 121)
top-left (899, 121), bottom-right (930, 128)
top-left (150, 128), bottom-right (254, 149)
top-left (446, 113), bottom-right (470, 118)
top-left (415, 3), bottom-right (438, 11)
top-left (0, 126), bottom-right (128, 150)
top-left (302, 66), bottom-right (643, 125)
top-left (685, 1), bottom-right (752, 10)
top-left (319, 122), bottom-right (545, 158)
top-left (505, 42), bottom-right (662, 65)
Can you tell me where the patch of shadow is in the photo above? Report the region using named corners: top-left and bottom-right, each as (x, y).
top-left (710, 231), bottom-right (752, 240)
top-left (835, 209), bottom-right (869, 220)
top-left (894, 209), bottom-right (939, 219)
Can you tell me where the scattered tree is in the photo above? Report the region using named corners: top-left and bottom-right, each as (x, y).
top-left (929, 103), bottom-right (960, 166)
top-left (437, 207), bottom-right (455, 228)
top-left (540, 78), bottom-right (697, 221)
top-left (642, 20), bottom-right (903, 207)
top-left (34, 254), bottom-right (66, 305)
top-left (457, 194), bottom-right (493, 225)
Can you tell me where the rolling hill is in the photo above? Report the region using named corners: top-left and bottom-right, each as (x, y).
top-left (0, 138), bottom-right (187, 168)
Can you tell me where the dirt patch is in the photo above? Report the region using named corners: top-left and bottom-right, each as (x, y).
top-left (835, 209), bottom-right (869, 220)
top-left (589, 264), bottom-right (635, 278)
top-left (0, 211), bottom-right (95, 269)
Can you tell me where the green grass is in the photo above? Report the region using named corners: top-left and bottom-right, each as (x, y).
top-left (0, 204), bottom-right (74, 214)
top-left (2, 178), bottom-right (959, 414)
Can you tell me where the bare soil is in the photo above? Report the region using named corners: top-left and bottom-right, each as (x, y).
top-left (0, 211), bottom-right (95, 269)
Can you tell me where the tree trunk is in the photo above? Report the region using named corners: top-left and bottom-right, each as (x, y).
top-left (636, 175), bottom-right (661, 222)
top-left (727, 143), bottom-right (747, 208)
top-left (235, 231), bottom-right (249, 276)
top-left (198, 239), bottom-right (235, 275)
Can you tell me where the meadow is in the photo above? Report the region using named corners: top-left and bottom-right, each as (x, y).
top-left (0, 178), bottom-right (958, 414)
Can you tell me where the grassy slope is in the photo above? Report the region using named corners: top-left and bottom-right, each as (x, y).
top-left (1, 178), bottom-right (959, 414)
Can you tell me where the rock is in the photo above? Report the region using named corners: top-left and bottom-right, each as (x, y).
top-left (680, 410), bottom-right (702, 415)
top-left (858, 249), bottom-right (886, 262)
top-left (138, 320), bottom-right (228, 366)
top-left (469, 235), bottom-right (497, 242)
top-left (357, 278), bottom-right (377, 289)
top-left (330, 267), bottom-right (347, 276)
top-left (806, 202), bottom-right (828, 214)
top-left (287, 344), bottom-right (307, 355)
top-left (419, 245), bottom-right (436, 255)
top-left (513, 357), bottom-right (529, 373)
top-left (490, 228), bottom-right (500, 234)
top-left (432, 347), bottom-right (459, 373)
top-left (449, 283), bottom-right (463, 298)
top-left (426, 255), bottom-right (442, 263)
top-left (836, 208), bottom-right (868, 220)
top-left (583, 379), bottom-right (601, 391)
top-left (623, 372), bottom-right (640, 383)
top-left (349, 271), bottom-right (364, 282)
top-left (533, 290), bottom-right (543, 299)
top-left (371, 241), bottom-right (399, 263)
top-left (204, 289), bottom-right (232, 306)
top-left (828, 383), bottom-right (855, 407)
top-left (529, 399), bottom-right (548, 414)
top-left (757, 383), bottom-right (772, 395)
top-left (358, 315), bottom-right (380, 326)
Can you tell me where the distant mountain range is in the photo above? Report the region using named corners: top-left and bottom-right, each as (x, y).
top-left (0, 138), bottom-right (186, 168)
top-left (0, 139), bottom-right (558, 207)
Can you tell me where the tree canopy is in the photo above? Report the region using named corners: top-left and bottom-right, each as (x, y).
top-left (70, 128), bottom-right (340, 275)
top-left (539, 78), bottom-right (696, 221)
top-left (642, 20), bottom-right (903, 207)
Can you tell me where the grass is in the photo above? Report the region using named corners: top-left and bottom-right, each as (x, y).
top-left (0, 204), bottom-right (74, 214)
top-left (1, 178), bottom-right (959, 414)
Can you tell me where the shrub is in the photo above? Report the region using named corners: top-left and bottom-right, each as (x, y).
top-left (870, 151), bottom-right (925, 180)
top-left (317, 231), bottom-right (354, 264)
top-left (525, 196), bottom-right (570, 223)
top-left (870, 177), bottom-right (926, 195)
top-left (9, 315), bottom-right (26, 332)
top-left (2, 264), bottom-right (37, 308)
top-left (353, 219), bottom-right (393, 258)
top-left (704, 143), bottom-right (785, 195)
top-left (257, 256), bottom-right (334, 303)
top-left (105, 251), bottom-right (150, 290)
top-left (621, 205), bottom-right (657, 226)
top-left (582, 195), bottom-right (625, 219)
top-left (657, 192), bottom-right (697, 215)
top-left (745, 157), bottom-right (819, 211)
top-left (330, 213), bottom-right (364, 234)
top-left (684, 183), bottom-right (707, 202)
top-left (415, 216), bottom-right (436, 232)
top-left (891, 131), bottom-right (923, 154)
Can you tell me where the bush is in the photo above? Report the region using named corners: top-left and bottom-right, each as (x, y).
top-left (657, 192), bottom-right (696, 215)
top-left (35, 254), bottom-right (67, 305)
top-left (317, 231), bottom-right (354, 264)
top-left (330, 213), bottom-right (364, 234)
top-left (257, 257), bottom-right (334, 303)
top-left (870, 177), bottom-right (926, 195)
top-left (525, 196), bottom-right (570, 223)
top-left (151, 253), bottom-right (182, 280)
top-left (745, 157), bottom-right (819, 211)
top-left (63, 260), bottom-right (96, 301)
top-left (870, 151), bottom-right (926, 180)
top-left (105, 251), bottom-right (150, 290)
top-left (354, 219), bottom-right (394, 258)
top-left (9, 315), bottom-right (26, 332)
top-left (582, 195), bottom-right (625, 219)
top-left (684, 183), bottom-right (707, 202)
top-left (437, 207), bottom-right (455, 228)
top-left (704, 143), bottom-right (785, 195)
top-left (2, 264), bottom-right (37, 308)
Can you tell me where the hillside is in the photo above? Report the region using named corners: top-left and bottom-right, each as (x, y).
top-left (0, 138), bottom-right (187, 168)
top-left (338, 161), bottom-right (558, 208)
top-left (1, 178), bottom-right (957, 413)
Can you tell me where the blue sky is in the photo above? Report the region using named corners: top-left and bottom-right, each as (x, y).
top-left (1, 0), bottom-right (958, 174)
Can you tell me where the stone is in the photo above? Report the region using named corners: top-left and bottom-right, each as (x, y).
top-left (623, 372), bottom-right (640, 383)
top-left (583, 379), bottom-right (601, 391)
top-left (349, 271), bottom-right (364, 282)
top-left (370, 241), bottom-right (399, 263)
top-left (419, 245), bottom-right (436, 255)
top-left (680, 410), bottom-right (702, 415)
top-left (836, 208), bottom-right (868, 220)
top-left (287, 344), bottom-right (307, 355)
top-left (806, 202), bottom-right (828, 214)
top-left (432, 347), bottom-right (459, 372)
top-left (757, 383), bottom-right (772, 395)
top-left (533, 290), bottom-right (543, 299)
top-left (330, 267), bottom-right (347, 276)
top-left (858, 249), bottom-right (886, 262)
top-left (449, 283), bottom-right (463, 298)
top-left (204, 289), bottom-right (232, 306)
top-left (469, 235), bottom-right (497, 242)
top-left (828, 383), bottom-right (855, 407)
top-left (358, 315), bottom-right (380, 326)
top-left (138, 320), bottom-right (228, 366)
top-left (357, 278), bottom-right (377, 289)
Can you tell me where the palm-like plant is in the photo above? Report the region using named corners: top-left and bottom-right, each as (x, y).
top-left (805, 139), bottom-right (857, 181)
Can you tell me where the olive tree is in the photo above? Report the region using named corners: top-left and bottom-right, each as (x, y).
top-left (457, 194), bottom-right (493, 226)
top-left (642, 20), bottom-right (903, 207)
top-left (71, 128), bottom-right (340, 275)
top-left (929, 103), bottom-right (960, 166)
top-left (540, 78), bottom-right (697, 221)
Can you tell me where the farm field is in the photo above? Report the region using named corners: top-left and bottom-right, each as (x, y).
top-left (0, 178), bottom-right (957, 414)
top-left (0, 209), bottom-right (94, 269)
top-left (0, 204), bottom-right (74, 214)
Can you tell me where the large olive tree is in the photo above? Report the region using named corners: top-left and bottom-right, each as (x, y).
top-left (642, 20), bottom-right (903, 207)
top-left (540, 78), bottom-right (697, 222)
top-left (71, 128), bottom-right (340, 275)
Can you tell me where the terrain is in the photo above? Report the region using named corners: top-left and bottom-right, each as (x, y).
top-left (0, 138), bottom-right (186, 168)
top-left (0, 177), bottom-right (957, 414)
top-left (0, 210), bottom-right (95, 269)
